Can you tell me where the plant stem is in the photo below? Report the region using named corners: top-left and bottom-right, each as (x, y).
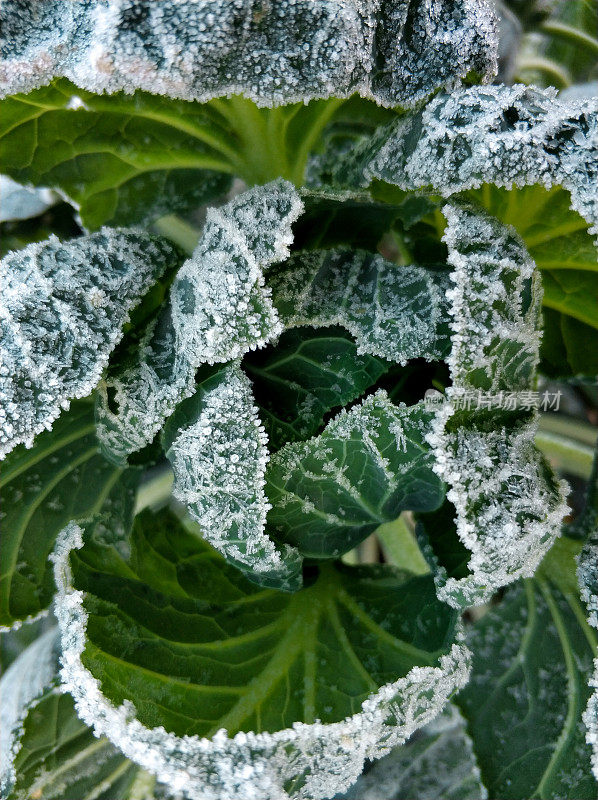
top-left (153, 214), bottom-right (202, 254)
top-left (536, 415), bottom-right (596, 479)
top-left (135, 465), bottom-right (174, 514)
top-left (376, 514), bottom-right (430, 575)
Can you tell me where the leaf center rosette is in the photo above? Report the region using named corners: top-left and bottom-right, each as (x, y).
top-left (52, 166), bottom-right (572, 797)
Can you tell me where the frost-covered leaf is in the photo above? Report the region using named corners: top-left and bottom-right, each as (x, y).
top-left (269, 249), bottom-right (451, 365)
top-left (164, 364), bottom-right (302, 591)
top-left (578, 534), bottom-right (598, 780)
top-left (96, 181), bottom-right (302, 464)
top-left (0, 175), bottom-right (56, 222)
top-left (464, 183), bottom-right (598, 377)
top-left (53, 506), bottom-right (470, 800)
top-left (0, 229), bottom-right (180, 457)
top-left (266, 393), bottom-right (444, 559)
top-left (338, 703), bottom-right (487, 800)
top-left (424, 204), bottom-right (568, 607)
top-left (0, 628), bottom-right (167, 800)
top-left (0, 401), bottom-right (139, 629)
top-left (350, 84), bottom-right (598, 239)
top-left (244, 326), bottom-right (389, 451)
top-left (0, 0), bottom-right (498, 108)
top-left (457, 553), bottom-right (597, 799)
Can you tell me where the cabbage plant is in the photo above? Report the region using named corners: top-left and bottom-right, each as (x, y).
top-left (0, 2), bottom-right (597, 799)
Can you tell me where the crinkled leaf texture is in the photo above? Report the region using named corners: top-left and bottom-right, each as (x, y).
top-left (0, 228), bottom-right (181, 457)
top-left (0, 627), bottom-right (164, 800)
top-left (0, 400), bottom-right (135, 630)
top-left (265, 393), bottom-right (444, 559)
top-left (164, 364), bottom-right (303, 591)
top-left (0, 0), bottom-right (498, 108)
top-left (338, 703), bottom-right (487, 800)
top-left (578, 535), bottom-right (598, 780)
top-left (457, 544), bottom-right (597, 799)
top-left (344, 84), bottom-right (598, 238)
top-left (96, 180), bottom-right (302, 464)
top-left (52, 507), bottom-right (470, 800)
top-left (424, 204), bottom-right (568, 607)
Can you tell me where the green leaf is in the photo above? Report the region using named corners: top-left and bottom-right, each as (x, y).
top-left (163, 364), bottom-right (302, 591)
top-left (0, 81), bottom-right (233, 230)
top-left (0, 628), bottom-right (163, 800)
top-left (0, 228), bottom-right (182, 457)
top-left (0, 2), bottom-right (497, 109)
top-left (338, 704), bottom-right (488, 800)
top-left (0, 175), bottom-right (56, 222)
top-left (457, 569), bottom-right (597, 798)
top-left (53, 507), bottom-right (469, 799)
top-left (0, 401), bottom-right (138, 629)
top-left (540, 308), bottom-right (598, 379)
top-left (268, 248), bottom-right (451, 365)
top-left (265, 393), bottom-right (444, 559)
top-left (244, 326), bottom-right (390, 451)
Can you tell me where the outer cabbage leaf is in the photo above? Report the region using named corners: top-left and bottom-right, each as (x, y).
top-left (269, 249), bottom-right (451, 364)
top-left (163, 364), bottom-right (302, 591)
top-left (0, 228), bottom-right (181, 457)
top-left (96, 180), bottom-right (302, 464)
top-left (266, 393), bottom-right (444, 559)
top-left (0, 628), bottom-right (169, 800)
top-left (338, 703), bottom-right (487, 800)
top-left (53, 506), bottom-right (470, 800)
top-left (457, 541), bottom-right (597, 798)
top-left (0, 401), bottom-right (137, 630)
top-left (0, 0), bottom-right (498, 109)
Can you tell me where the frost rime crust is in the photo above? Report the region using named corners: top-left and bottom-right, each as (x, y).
top-left (269, 249), bottom-right (451, 364)
top-left (357, 84), bottom-right (598, 238)
top-left (0, 230), bottom-right (177, 458)
top-left (428, 205), bottom-right (568, 607)
top-left (96, 181), bottom-right (302, 463)
top-left (166, 365), bottom-right (302, 591)
top-left (578, 537), bottom-right (598, 779)
top-left (0, 0), bottom-right (498, 109)
top-left (53, 521), bottom-right (471, 800)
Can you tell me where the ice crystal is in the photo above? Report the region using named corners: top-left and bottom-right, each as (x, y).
top-left (96, 181), bottom-right (302, 463)
top-left (340, 703), bottom-right (487, 800)
top-left (166, 364), bottom-right (302, 591)
top-left (0, 627), bottom-right (59, 796)
top-left (426, 204), bottom-right (568, 607)
top-left (578, 536), bottom-right (598, 779)
top-left (358, 84), bottom-right (598, 237)
top-left (0, 230), bottom-right (177, 457)
top-left (0, 0), bottom-right (498, 108)
top-left (269, 249), bottom-right (451, 365)
top-left (53, 521), bottom-right (471, 800)
top-left (0, 175), bottom-right (56, 222)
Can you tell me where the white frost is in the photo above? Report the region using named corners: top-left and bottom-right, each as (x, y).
top-left (0, 175), bottom-right (56, 222)
top-left (166, 364), bottom-right (302, 590)
top-left (269, 249), bottom-right (450, 365)
top-left (361, 84), bottom-right (598, 239)
top-left (0, 0), bottom-right (498, 108)
top-left (0, 229), bottom-right (178, 458)
top-left (427, 204), bottom-right (568, 608)
top-left (578, 537), bottom-right (598, 780)
top-left (96, 180), bottom-right (303, 463)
